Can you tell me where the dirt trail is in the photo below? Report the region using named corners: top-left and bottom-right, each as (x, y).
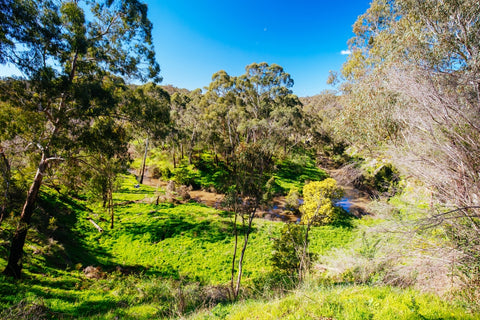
top-left (138, 175), bottom-right (298, 222)
top-left (137, 162), bottom-right (372, 221)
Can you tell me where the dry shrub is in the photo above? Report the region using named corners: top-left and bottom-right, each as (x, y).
top-left (176, 185), bottom-right (191, 201)
top-left (314, 219), bottom-right (460, 295)
top-left (171, 282), bottom-right (230, 317)
top-left (157, 180), bottom-right (191, 204)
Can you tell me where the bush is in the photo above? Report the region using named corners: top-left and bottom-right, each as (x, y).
top-left (172, 164), bottom-right (200, 189)
top-left (353, 163), bottom-right (401, 199)
top-left (271, 224), bottom-right (305, 278)
top-left (284, 188), bottom-right (301, 213)
top-left (151, 165), bottom-right (171, 180)
top-left (301, 178), bottom-right (344, 226)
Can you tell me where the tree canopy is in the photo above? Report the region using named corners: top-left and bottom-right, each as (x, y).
top-left (1, 0), bottom-right (162, 278)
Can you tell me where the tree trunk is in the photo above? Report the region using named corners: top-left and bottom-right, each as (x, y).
top-left (109, 188), bottom-right (114, 229)
top-left (139, 137), bottom-right (149, 184)
top-left (234, 209), bottom-right (256, 299)
top-left (172, 146), bottom-right (176, 168)
top-left (3, 156), bottom-right (48, 278)
top-left (230, 207), bottom-right (238, 301)
top-left (0, 148), bottom-right (11, 225)
top-left (299, 223), bottom-right (311, 282)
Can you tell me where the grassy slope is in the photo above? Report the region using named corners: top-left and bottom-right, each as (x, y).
top-left (0, 173), bottom-right (477, 319)
top-left (193, 286), bottom-right (477, 320)
top-left (0, 174), bottom-right (352, 319)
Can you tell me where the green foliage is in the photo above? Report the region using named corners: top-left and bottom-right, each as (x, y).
top-left (271, 224), bottom-right (304, 277)
top-left (124, 83), bottom-right (171, 140)
top-left (284, 188), bottom-right (301, 213)
top-left (194, 153), bottom-right (230, 192)
top-left (0, 175), bottom-right (360, 318)
top-left (172, 163), bottom-right (201, 188)
top-left (361, 163), bottom-right (401, 198)
top-left (1, 175), bottom-right (479, 318)
top-left (273, 156), bottom-right (328, 195)
top-left (151, 164), bottom-right (172, 180)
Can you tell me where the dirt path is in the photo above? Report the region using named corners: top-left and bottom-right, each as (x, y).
top-left (139, 175), bottom-right (298, 222)
top-left (137, 162), bottom-right (371, 221)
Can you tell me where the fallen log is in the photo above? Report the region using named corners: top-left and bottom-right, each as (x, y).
top-left (87, 218), bottom-right (103, 233)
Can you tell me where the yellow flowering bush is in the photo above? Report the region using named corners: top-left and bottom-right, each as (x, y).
top-left (300, 178), bottom-right (344, 225)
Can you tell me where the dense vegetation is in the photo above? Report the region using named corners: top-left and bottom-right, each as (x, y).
top-left (1, 0), bottom-right (480, 318)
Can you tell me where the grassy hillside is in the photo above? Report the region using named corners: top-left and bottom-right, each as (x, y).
top-left (0, 174), bottom-right (350, 319)
top-left (0, 172), bottom-right (478, 319)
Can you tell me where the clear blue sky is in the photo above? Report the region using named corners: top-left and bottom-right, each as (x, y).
top-left (0, 0), bottom-right (372, 97)
top-left (149, 0), bottom-right (371, 97)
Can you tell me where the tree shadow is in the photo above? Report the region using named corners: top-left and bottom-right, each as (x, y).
top-left (117, 209), bottom-right (247, 243)
top-left (276, 159), bottom-right (327, 183)
top-left (31, 190), bottom-right (115, 270)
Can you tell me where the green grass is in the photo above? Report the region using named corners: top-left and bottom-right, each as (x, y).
top-left (273, 157), bottom-right (328, 194)
top-left (191, 285), bottom-right (477, 320)
top-left (133, 148), bottom-right (328, 195)
top-left (0, 174), bottom-right (353, 318)
top-left (0, 174), bottom-right (478, 319)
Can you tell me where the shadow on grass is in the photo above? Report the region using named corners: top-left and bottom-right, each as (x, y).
top-left (30, 190), bottom-right (115, 271)
top-left (116, 210), bottom-right (252, 244)
top-left (275, 159), bottom-right (328, 183)
top-left (330, 208), bottom-right (356, 229)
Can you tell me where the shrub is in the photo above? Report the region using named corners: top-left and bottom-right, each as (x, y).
top-left (271, 223), bottom-right (305, 277)
top-left (172, 165), bottom-right (200, 189)
top-left (353, 163), bottom-right (401, 199)
top-left (300, 178), bottom-right (344, 226)
top-left (152, 165), bottom-right (171, 180)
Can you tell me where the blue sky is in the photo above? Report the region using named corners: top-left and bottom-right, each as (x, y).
top-left (0, 0), bottom-right (372, 97)
top-left (149, 0), bottom-right (371, 96)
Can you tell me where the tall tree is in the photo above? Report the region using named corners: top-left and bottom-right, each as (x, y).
top-left (125, 83), bottom-right (170, 183)
top-left (337, 0), bottom-right (480, 296)
top-left (223, 142), bottom-right (274, 300)
top-left (203, 63), bottom-right (303, 157)
top-left (200, 63), bottom-right (302, 298)
top-left (0, 0), bottom-right (37, 64)
top-left (1, 0), bottom-right (160, 278)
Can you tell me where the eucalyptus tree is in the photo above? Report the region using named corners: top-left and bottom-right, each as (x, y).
top-left (126, 83), bottom-right (170, 183)
top-left (203, 70), bottom-right (240, 158)
top-left (340, 0), bottom-right (480, 213)
top-left (169, 88), bottom-right (204, 165)
top-left (222, 142), bottom-right (274, 300)
top-left (78, 116), bottom-right (131, 229)
top-left (202, 63), bottom-right (302, 299)
top-left (204, 63), bottom-right (303, 156)
top-left (338, 0), bottom-right (480, 295)
top-left (235, 63), bottom-right (302, 153)
top-left (1, 0), bottom-right (161, 278)
top-left (0, 0), bottom-right (37, 64)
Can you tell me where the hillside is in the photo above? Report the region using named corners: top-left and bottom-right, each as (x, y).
top-left (1, 164), bottom-right (478, 319)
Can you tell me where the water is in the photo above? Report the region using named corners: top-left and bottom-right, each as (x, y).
top-left (335, 197), bottom-right (352, 212)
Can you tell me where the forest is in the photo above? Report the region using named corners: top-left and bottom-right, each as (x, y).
top-left (0, 0), bottom-right (480, 319)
